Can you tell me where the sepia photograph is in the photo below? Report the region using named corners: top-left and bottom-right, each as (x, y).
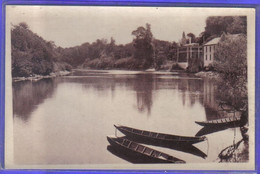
top-left (4, 6), bottom-right (255, 170)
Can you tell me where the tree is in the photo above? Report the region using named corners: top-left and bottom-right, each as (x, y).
top-left (180, 32), bottom-right (187, 46)
top-left (204, 16), bottom-right (247, 41)
top-left (205, 16), bottom-right (233, 36)
top-left (214, 33), bottom-right (248, 124)
top-left (152, 39), bottom-right (172, 69)
top-left (132, 23), bottom-right (154, 69)
top-left (19, 22), bottom-right (29, 29)
top-left (187, 33), bottom-right (196, 43)
top-left (227, 16), bottom-right (247, 34)
top-left (11, 22), bottom-right (71, 77)
top-left (168, 41), bottom-right (178, 61)
top-left (106, 37), bottom-right (116, 56)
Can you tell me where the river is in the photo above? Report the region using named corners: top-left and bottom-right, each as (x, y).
top-left (12, 69), bottom-right (242, 165)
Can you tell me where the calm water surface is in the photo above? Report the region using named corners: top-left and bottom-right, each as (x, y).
top-left (12, 70), bottom-right (242, 165)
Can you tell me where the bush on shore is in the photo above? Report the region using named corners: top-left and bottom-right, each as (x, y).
top-left (83, 57), bottom-right (115, 69)
top-left (114, 57), bottom-right (144, 70)
top-left (83, 57), bottom-right (146, 70)
top-left (214, 33), bottom-right (247, 112)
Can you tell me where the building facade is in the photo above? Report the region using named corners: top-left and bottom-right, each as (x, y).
top-left (203, 37), bottom-right (220, 67)
top-left (174, 33), bottom-right (241, 70)
top-left (176, 43), bottom-right (202, 70)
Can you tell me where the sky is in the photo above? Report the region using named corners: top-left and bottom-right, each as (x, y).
top-left (6, 6), bottom-right (251, 48)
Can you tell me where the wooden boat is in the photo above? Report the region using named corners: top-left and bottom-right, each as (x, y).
top-left (114, 125), bottom-right (206, 145)
top-left (107, 136), bottom-right (185, 163)
top-left (195, 117), bottom-right (242, 127)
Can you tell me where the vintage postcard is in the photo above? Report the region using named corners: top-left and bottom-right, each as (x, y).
top-left (4, 6), bottom-right (255, 170)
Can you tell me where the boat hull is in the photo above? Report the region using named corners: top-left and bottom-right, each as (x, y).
top-left (195, 117), bottom-right (242, 127)
top-left (107, 136), bottom-right (185, 164)
top-left (115, 125), bottom-right (205, 145)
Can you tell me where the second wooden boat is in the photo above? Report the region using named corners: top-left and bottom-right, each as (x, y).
top-left (114, 125), bottom-right (206, 145)
top-left (195, 117), bottom-right (242, 127)
top-left (107, 136), bottom-right (185, 163)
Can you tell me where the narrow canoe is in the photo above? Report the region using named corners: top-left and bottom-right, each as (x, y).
top-left (114, 125), bottom-right (206, 144)
top-left (195, 117), bottom-right (242, 127)
top-left (107, 136), bottom-right (185, 164)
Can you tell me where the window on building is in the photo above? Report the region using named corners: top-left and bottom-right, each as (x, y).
top-left (209, 46), bottom-right (211, 52)
top-left (210, 54), bottom-right (211, 60)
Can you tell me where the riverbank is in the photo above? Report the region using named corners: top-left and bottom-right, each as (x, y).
top-left (12, 70), bottom-right (71, 82)
top-left (195, 71), bottom-right (220, 80)
top-left (12, 68), bottom-right (221, 82)
top-left (71, 68), bottom-right (221, 79)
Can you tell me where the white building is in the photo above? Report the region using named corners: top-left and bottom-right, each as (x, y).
top-left (203, 37), bottom-right (220, 67)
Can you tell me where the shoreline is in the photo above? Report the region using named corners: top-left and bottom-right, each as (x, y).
top-left (12, 69), bottom-right (220, 82)
top-left (194, 71), bottom-right (220, 80)
top-left (12, 70), bottom-right (71, 82)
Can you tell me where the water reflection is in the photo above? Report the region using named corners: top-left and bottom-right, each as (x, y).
top-left (107, 145), bottom-right (152, 164)
top-left (12, 78), bottom-right (56, 121)
top-left (134, 74), bottom-right (154, 115)
top-left (12, 72), bottom-right (221, 121)
top-left (196, 125), bottom-right (237, 136)
top-left (63, 75), bottom-right (210, 116)
top-left (203, 79), bottom-right (219, 120)
top-left (57, 74), bottom-right (156, 116)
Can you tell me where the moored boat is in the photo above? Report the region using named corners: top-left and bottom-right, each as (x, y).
top-left (114, 125), bottom-right (206, 145)
top-left (195, 117), bottom-right (242, 127)
top-left (107, 136), bottom-right (185, 163)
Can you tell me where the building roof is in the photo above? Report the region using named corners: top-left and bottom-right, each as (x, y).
top-left (204, 37), bottom-right (221, 46)
top-left (183, 43), bottom-right (199, 47)
top-left (204, 34), bottom-right (242, 46)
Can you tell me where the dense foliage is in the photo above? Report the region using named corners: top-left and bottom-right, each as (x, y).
top-left (131, 24), bottom-right (154, 69)
top-left (12, 22), bottom-right (175, 75)
top-left (58, 38), bottom-right (134, 68)
top-left (214, 34), bottom-right (248, 120)
top-left (203, 16), bottom-right (247, 43)
top-left (153, 39), bottom-right (173, 70)
top-left (62, 24), bottom-right (170, 70)
top-left (11, 23), bottom-right (72, 77)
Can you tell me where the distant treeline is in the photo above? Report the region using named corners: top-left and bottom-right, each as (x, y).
top-left (11, 16), bottom-right (246, 77)
top-left (11, 22), bottom-right (174, 77)
top-left (57, 23), bottom-right (174, 70)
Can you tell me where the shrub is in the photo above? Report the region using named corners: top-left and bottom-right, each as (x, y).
top-left (83, 57), bottom-right (115, 69)
top-left (171, 63), bottom-right (185, 71)
top-left (114, 57), bottom-right (143, 70)
top-left (214, 33), bottom-right (247, 112)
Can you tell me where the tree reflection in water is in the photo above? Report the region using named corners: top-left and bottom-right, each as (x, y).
top-left (134, 74), bottom-right (154, 115)
top-left (12, 73), bottom-right (221, 120)
top-left (12, 73), bottom-right (224, 122)
top-left (12, 78), bottom-right (56, 121)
